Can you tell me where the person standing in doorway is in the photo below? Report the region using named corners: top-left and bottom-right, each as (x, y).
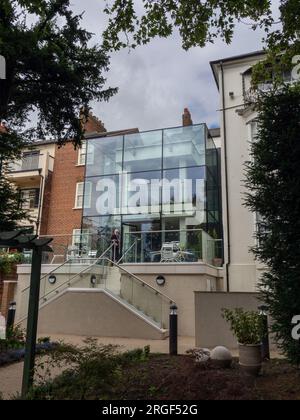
top-left (111, 229), bottom-right (121, 262)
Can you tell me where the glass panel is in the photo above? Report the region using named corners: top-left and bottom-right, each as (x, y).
top-left (22, 152), bottom-right (40, 171)
top-left (123, 229), bottom-right (210, 263)
top-left (162, 167), bottom-right (206, 222)
top-left (123, 131), bottom-right (162, 173)
top-left (85, 136), bottom-right (123, 177)
top-left (122, 216), bottom-right (161, 263)
top-left (83, 175), bottom-right (122, 217)
top-left (82, 215), bottom-right (121, 254)
top-left (122, 171), bottom-right (161, 216)
top-left (163, 125), bottom-right (205, 169)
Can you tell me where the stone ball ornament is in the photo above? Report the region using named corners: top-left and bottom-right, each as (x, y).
top-left (211, 346), bottom-right (233, 368)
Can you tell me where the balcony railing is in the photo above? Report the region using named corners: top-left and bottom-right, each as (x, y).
top-left (122, 229), bottom-right (223, 267)
top-left (8, 154), bottom-right (41, 173)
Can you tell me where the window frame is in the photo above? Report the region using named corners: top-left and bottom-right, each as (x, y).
top-left (75, 181), bottom-right (92, 209)
top-left (78, 141), bottom-right (94, 166)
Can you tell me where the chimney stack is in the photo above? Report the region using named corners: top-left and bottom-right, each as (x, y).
top-left (80, 109), bottom-right (107, 134)
top-left (182, 108), bottom-right (193, 127)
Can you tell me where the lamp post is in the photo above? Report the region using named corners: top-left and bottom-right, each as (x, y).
top-left (169, 304), bottom-right (178, 356)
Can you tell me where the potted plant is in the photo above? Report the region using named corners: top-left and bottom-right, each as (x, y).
top-left (222, 308), bottom-right (266, 376)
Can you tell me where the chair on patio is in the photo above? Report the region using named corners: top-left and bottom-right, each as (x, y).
top-left (87, 250), bottom-right (97, 259)
top-left (67, 245), bottom-right (80, 261)
top-left (160, 243), bottom-right (177, 263)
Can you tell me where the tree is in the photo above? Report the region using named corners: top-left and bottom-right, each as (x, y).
top-left (245, 85), bottom-right (300, 365)
top-left (0, 0), bottom-right (117, 230)
top-left (102, 1), bottom-right (299, 72)
top-left (0, 172), bottom-right (28, 232)
top-left (103, 0), bottom-right (272, 50)
top-left (0, 0), bottom-right (116, 147)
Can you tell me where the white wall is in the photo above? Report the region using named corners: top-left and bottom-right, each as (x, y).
top-left (215, 54), bottom-right (267, 292)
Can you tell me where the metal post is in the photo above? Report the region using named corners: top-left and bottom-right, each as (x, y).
top-left (258, 305), bottom-right (270, 361)
top-left (21, 247), bottom-right (43, 398)
top-left (169, 304), bottom-right (178, 356)
top-left (6, 301), bottom-right (16, 335)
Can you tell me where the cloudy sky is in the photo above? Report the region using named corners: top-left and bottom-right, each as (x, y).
top-left (71, 0), bottom-right (281, 132)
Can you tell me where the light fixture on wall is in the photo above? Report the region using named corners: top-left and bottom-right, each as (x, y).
top-left (48, 275), bottom-right (56, 285)
top-left (156, 275), bottom-right (166, 287)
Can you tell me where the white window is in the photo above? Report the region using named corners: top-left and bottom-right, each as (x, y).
top-left (75, 182), bottom-right (92, 209)
top-left (72, 229), bottom-right (90, 248)
top-left (20, 189), bottom-right (40, 209)
top-left (78, 141), bottom-right (94, 165)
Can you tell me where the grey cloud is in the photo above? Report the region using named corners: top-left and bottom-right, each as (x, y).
top-left (71, 0), bottom-right (281, 132)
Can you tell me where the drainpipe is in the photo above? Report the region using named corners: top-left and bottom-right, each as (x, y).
top-left (220, 62), bottom-right (231, 292)
top-left (36, 174), bottom-right (44, 236)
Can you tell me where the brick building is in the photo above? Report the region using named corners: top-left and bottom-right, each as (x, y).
top-left (43, 115), bottom-right (139, 258)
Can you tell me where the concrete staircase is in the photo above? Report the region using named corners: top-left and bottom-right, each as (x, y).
top-left (18, 257), bottom-right (173, 340)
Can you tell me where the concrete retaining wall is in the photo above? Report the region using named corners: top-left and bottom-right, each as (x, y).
top-left (35, 289), bottom-right (166, 340)
top-left (195, 292), bottom-right (265, 349)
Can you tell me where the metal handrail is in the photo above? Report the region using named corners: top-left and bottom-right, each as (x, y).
top-left (102, 257), bottom-right (175, 304)
top-left (20, 243), bottom-right (113, 296)
top-left (117, 238), bottom-right (141, 264)
top-left (124, 228), bottom-right (206, 235)
top-left (39, 244), bottom-right (114, 302)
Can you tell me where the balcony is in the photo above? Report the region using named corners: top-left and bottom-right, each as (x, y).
top-left (7, 153), bottom-right (42, 185)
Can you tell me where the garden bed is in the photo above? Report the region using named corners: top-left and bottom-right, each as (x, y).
top-left (23, 340), bottom-right (300, 400)
top-left (0, 343), bottom-right (58, 367)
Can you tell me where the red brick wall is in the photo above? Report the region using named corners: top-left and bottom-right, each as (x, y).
top-left (44, 142), bottom-right (84, 248)
top-left (1, 281), bottom-right (17, 318)
top-left (42, 114), bottom-right (106, 250)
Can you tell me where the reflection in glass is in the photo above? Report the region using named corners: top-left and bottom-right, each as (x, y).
top-left (86, 135), bottom-right (123, 177)
top-left (123, 131), bottom-right (162, 173)
top-left (163, 125), bottom-right (205, 169)
top-left (82, 124), bottom-right (222, 262)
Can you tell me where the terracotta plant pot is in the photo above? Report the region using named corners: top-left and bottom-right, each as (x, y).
top-left (238, 343), bottom-right (262, 376)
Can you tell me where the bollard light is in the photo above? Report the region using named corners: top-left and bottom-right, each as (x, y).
top-left (169, 303), bottom-right (178, 356)
top-left (170, 304), bottom-right (178, 315)
top-left (258, 305), bottom-right (270, 361)
top-left (6, 301), bottom-right (16, 335)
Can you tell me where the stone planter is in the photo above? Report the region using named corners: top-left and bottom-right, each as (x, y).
top-left (239, 343), bottom-right (262, 376)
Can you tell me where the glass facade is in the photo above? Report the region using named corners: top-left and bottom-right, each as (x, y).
top-left (82, 124), bottom-right (222, 262)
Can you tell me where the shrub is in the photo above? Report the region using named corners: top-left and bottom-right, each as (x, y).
top-left (222, 308), bottom-right (265, 345)
top-left (0, 326), bottom-right (26, 353)
top-left (27, 339), bottom-right (151, 400)
top-left (0, 252), bottom-right (23, 275)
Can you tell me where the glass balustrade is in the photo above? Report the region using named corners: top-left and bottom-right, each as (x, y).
top-left (122, 229), bottom-right (223, 266)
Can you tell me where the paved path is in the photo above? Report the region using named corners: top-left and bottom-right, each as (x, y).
top-left (0, 335), bottom-right (195, 399)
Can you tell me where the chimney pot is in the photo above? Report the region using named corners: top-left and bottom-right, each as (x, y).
top-left (182, 108), bottom-right (193, 127)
